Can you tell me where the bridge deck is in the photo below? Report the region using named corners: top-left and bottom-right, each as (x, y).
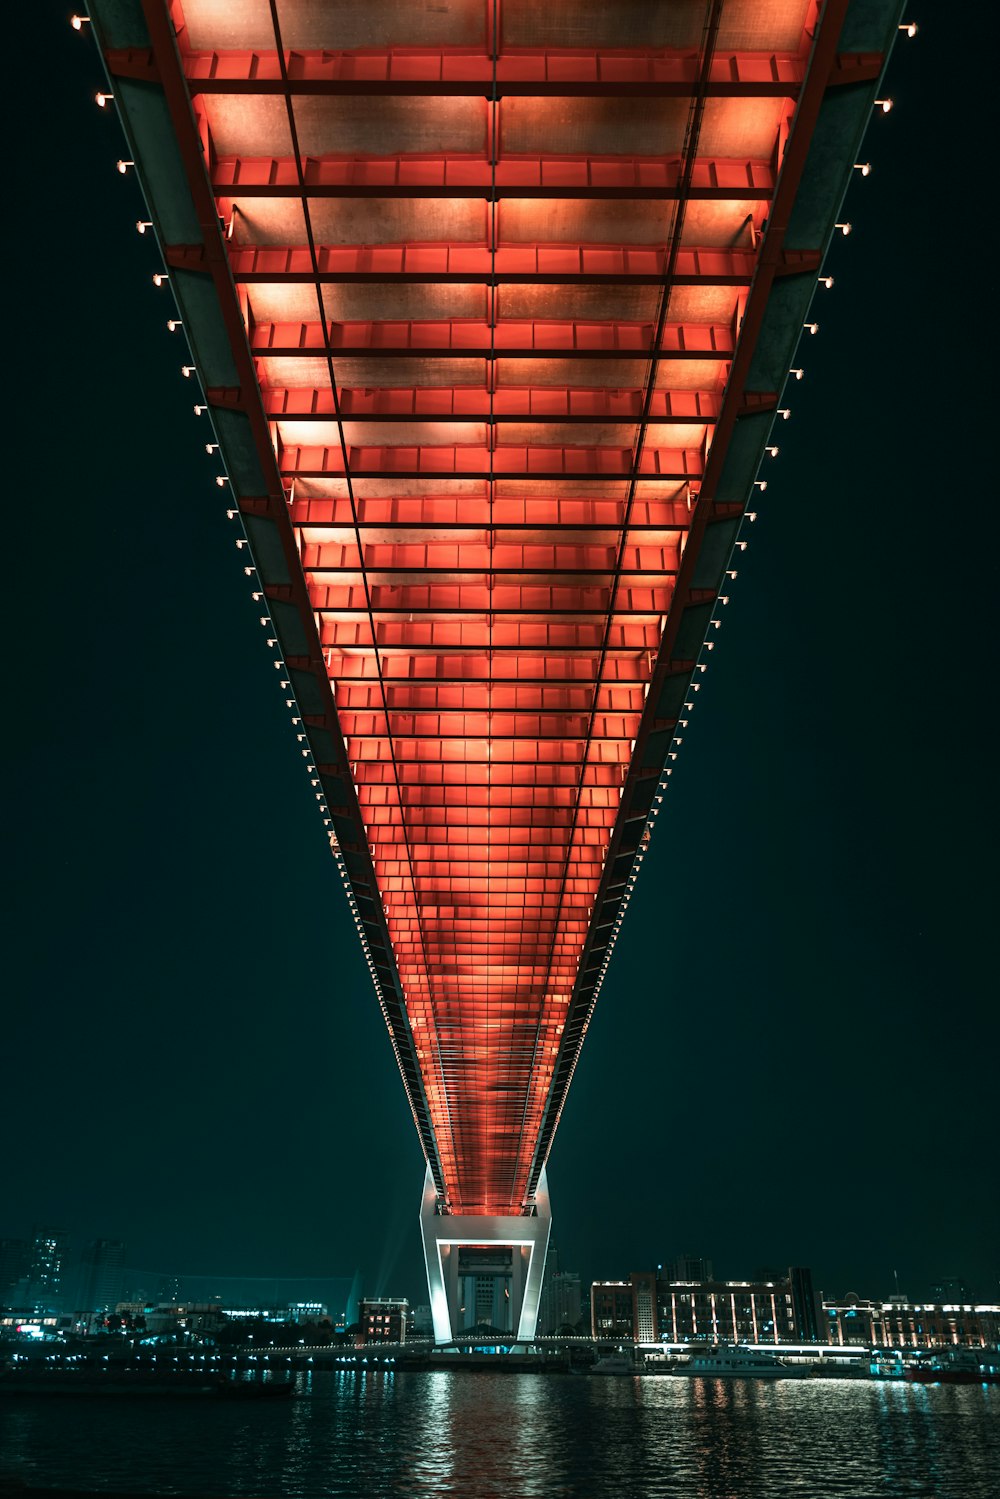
top-left (89, 0), bottom-right (903, 1214)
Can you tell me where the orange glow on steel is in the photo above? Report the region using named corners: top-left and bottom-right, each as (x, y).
top-left (168, 0), bottom-right (821, 1214)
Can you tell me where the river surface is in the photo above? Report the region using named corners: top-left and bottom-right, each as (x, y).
top-left (0, 1371), bottom-right (996, 1498)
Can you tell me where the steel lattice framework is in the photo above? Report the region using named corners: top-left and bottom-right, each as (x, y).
top-left (89, 0), bottom-right (903, 1216)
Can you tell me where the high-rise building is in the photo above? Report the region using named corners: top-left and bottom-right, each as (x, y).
top-left (539, 1271), bottom-right (587, 1331)
top-left (409, 1305), bottom-right (433, 1338)
top-left (0, 1239), bottom-right (30, 1305)
top-left (789, 1266), bottom-right (822, 1342)
top-left (538, 1245), bottom-right (582, 1333)
top-left (26, 1227), bottom-right (68, 1310)
top-left (930, 1274), bottom-right (972, 1303)
top-left (80, 1240), bottom-right (126, 1313)
top-left (665, 1254), bottom-right (714, 1284)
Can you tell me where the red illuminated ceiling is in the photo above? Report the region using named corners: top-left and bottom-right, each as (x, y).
top-left (155, 0), bottom-right (826, 1214)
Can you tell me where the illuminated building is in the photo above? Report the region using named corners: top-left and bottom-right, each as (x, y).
top-left (658, 1271), bottom-right (803, 1344)
top-left (823, 1296), bottom-right (1000, 1350)
top-left (358, 1297), bottom-right (409, 1345)
top-left (591, 1282), bottom-right (636, 1340)
top-left (80, 0), bottom-right (908, 1339)
top-left (593, 1266), bottom-right (820, 1343)
top-left (26, 1227), bottom-right (68, 1312)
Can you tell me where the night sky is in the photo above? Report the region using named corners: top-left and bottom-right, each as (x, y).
top-left (4, 6), bottom-right (995, 1310)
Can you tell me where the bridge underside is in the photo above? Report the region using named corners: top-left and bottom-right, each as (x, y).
top-left (88, 0), bottom-right (904, 1236)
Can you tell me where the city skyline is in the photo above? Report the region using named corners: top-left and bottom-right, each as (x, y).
top-left (3, 1216), bottom-right (996, 1347)
top-left (2, 1), bottom-right (996, 1312)
top-left (1, 1215), bottom-right (993, 1320)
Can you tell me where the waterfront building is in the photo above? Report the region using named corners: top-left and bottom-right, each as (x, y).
top-left (288, 1302), bottom-right (329, 1325)
top-left (823, 1295), bottom-right (1000, 1349)
top-left (358, 1298), bottom-right (408, 1345)
top-left (591, 1265), bottom-right (821, 1344)
top-left (632, 1272), bottom-right (658, 1343)
top-left (591, 1283), bottom-right (636, 1341)
top-left (659, 1274), bottom-right (799, 1343)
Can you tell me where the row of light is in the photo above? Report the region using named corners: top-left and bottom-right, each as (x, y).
top-left (88, 20), bottom-right (435, 1191)
top-left (233, 494), bottom-right (423, 1133)
top-left (577, 72), bottom-right (902, 1019)
top-left (504, 42), bottom-right (917, 1157)
top-left (75, 13), bottom-right (919, 35)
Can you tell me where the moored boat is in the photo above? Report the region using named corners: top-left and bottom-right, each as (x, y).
top-left (675, 1345), bottom-right (806, 1379)
top-left (591, 1351), bottom-right (638, 1375)
top-left (906, 1350), bottom-right (999, 1385)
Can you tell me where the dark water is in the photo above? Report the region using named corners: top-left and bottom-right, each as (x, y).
top-left (0, 1371), bottom-right (996, 1498)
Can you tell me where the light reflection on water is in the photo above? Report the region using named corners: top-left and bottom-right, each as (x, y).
top-left (0, 1372), bottom-right (995, 1497)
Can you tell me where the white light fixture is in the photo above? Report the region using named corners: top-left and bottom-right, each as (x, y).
top-left (181, 365), bottom-right (196, 377)
top-left (854, 162), bottom-right (872, 176)
top-left (899, 21), bottom-right (917, 36)
top-left (153, 273), bottom-right (169, 287)
top-left (875, 98), bottom-right (893, 113)
top-left (71, 14), bottom-right (90, 28)
top-left (766, 445), bottom-right (779, 457)
top-left (804, 322), bottom-right (819, 334)
top-left (790, 368), bottom-right (804, 380)
top-left (818, 276), bottom-right (834, 289)
top-left (215, 476), bottom-right (228, 487)
top-left (193, 403), bottom-right (206, 414)
top-left (95, 91), bottom-right (113, 107)
top-left (206, 442), bottom-right (219, 453)
top-left (116, 159), bottom-right (133, 174)
top-left (136, 220), bottom-right (152, 234)
top-left (778, 408), bottom-right (791, 419)
top-left (835, 222), bottom-right (852, 235)
top-left (754, 480), bottom-right (767, 491)
top-left (167, 319), bottom-right (182, 332)
top-left (745, 511), bottom-right (757, 523)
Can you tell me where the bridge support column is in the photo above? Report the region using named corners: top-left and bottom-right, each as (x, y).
top-left (418, 1166), bottom-right (552, 1343)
